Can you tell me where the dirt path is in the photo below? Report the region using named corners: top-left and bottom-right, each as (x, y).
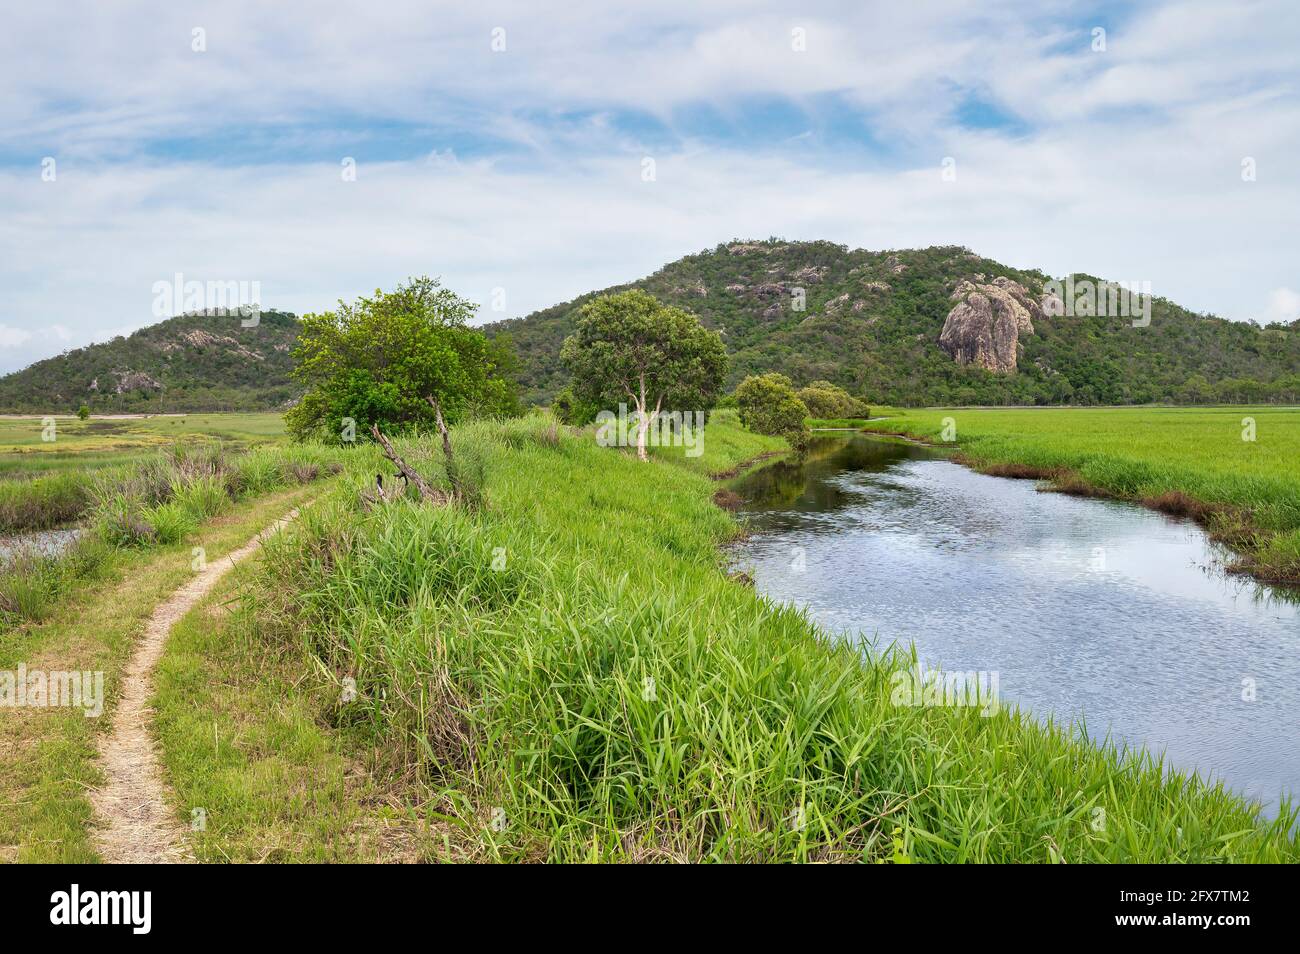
top-left (89, 509), bottom-right (300, 864)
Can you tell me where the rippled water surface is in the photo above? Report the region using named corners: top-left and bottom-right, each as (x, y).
top-left (729, 434), bottom-right (1300, 815)
top-left (0, 528), bottom-right (84, 565)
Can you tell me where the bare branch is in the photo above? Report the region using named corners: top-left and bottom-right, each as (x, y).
top-left (370, 424), bottom-right (449, 504)
top-left (425, 395), bottom-right (455, 467)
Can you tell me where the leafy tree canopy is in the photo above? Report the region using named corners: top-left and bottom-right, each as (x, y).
top-left (797, 380), bottom-right (869, 419)
top-left (560, 289), bottom-right (726, 459)
top-left (736, 372), bottom-right (810, 449)
top-left (285, 276), bottom-right (518, 441)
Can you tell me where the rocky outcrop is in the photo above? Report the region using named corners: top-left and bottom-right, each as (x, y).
top-left (824, 293), bottom-right (869, 316)
top-left (158, 329), bottom-right (265, 361)
top-left (791, 265), bottom-right (828, 284)
top-left (114, 371), bottom-right (165, 393)
top-left (938, 276), bottom-right (1043, 373)
top-left (824, 293), bottom-right (851, 313)
top-left (752, 282), bottom-right (788, 300)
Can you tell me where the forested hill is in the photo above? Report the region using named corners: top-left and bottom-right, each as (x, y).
top-left (6, 243), bottom-right (1298, 413)
top-left (0, 311), bottom-right (301, 413)
top-left (486, 241), bottom-right (1300, 407)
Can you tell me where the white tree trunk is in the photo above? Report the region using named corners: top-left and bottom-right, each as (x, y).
top-left (636, 410), bottom-right (650, 462)
top-left (635, 371), bottom-right (650, 462)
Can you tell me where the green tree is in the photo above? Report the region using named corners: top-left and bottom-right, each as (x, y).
top-left (551, 384), bottom-right (600, 426)
top-left (735, 372), bottom-right (810, 449)
top-left (285, 277), bottom-right (518, 440)
top-left (796, 380), bottom-right (868, 419)
top-left (75, 404), bottom-right (90, 420)
top-left (1177, 374), bottom-right (1214, 405)
top-left (560, 290), bottom-right (727, 461)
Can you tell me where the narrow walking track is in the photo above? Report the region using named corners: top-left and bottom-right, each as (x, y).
top-left (89, 509), bottom-right (300, 864)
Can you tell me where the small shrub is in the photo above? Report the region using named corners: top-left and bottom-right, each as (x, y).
top-left (94, 498), bottom-right (157, 548)
top-left (289, 463), bottom-right (320, 484)
top-left (143, 501), bottom-right (198, 544)
top-left (0, 557), bottom-right (54, 623)
top-left (62, 534), bottom-right (111, 578)
top-left (735, 372), bottom-right (811, 451)
top-left (551, 386), bottom-right (600, 426)
top-left (227, 452), bottom-right (283, 498)
top-left (172, 475), bottom-right (230, 521)
top-left (797, 381), bottom-right (869, 419)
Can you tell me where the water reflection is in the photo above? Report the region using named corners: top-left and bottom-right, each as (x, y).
top-left (730, 434), bottom-right (1300, 816)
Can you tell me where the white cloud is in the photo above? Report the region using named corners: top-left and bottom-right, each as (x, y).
top-left (0, 0), bottom-right (1297, 373)
top-left (1262, 288), bottom-right (1300, 325)
top-left (0, 326), bottom-right (33, 348)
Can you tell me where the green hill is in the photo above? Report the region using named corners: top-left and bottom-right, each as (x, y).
top-left (487, 240), bottom-right (1300, 407)
top-left (6, 243), bottom-right (1298, 414)
top-left (0, 311), bottom-right (302, 413)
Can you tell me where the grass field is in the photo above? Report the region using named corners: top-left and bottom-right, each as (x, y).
top-left (0, 440), bottom-right (343, 628)
top-left (0, 413), bottom-right (290, 534)
top-left (0, 413), bottom-right (286, 477)
top-left (166, 408), bottom-right (1297, 862)
top-left (859, 406), bottom-right (1300, 584)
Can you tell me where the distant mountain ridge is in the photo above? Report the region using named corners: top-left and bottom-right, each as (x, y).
top-left (5, 242), bottom-right (1298, 413)
top-left (0, 311), bottom-right (301, 412)
top-left (487, 240), bottom-right (1300, 407)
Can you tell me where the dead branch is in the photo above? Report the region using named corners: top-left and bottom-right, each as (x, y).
top-left (425, 395), bottom-right (460, 492)
top-left (370, 424), bottom-right (450, 504)
top-left (426, 396), bottom-right (455, 463)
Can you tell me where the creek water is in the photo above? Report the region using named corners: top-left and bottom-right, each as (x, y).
top-left (0, 528), bottom-right (85, 565)
top-left (728, 433), bottom-right (1299, 817)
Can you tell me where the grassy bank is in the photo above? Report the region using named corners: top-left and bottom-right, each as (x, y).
top-left (0, 484), bottom-right (324, 862)
top-left (652, 408), bottom-right (787, 477)
top-left (154, 557), bottom-right (433, 862)
top-left (193, 410), bottom-right (1297, 862)
top-left (858, 407), bottom-right (1300, 584)
top-left (807, 417), bottom-right (875, 429)
top-left (0, 443), bottom-right (342, 629)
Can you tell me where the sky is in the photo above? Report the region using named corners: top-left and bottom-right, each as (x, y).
top-left (0, 0), bottom-right (1297, 373)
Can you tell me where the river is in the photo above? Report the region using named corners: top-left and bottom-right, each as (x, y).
top-left (728, 433), bottom-right (1300, 817)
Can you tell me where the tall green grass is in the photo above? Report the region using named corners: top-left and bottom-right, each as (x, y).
top-left (0, 536), bottom-right (112, 627)
top-left (86, 442), bottom-right (341, 548)
top-left (0, 442), bottom-right (343, 628)
top-left (0, 471), bottom-right (94, 533)
top-left (246, 412), bottom-right (1297, 862)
